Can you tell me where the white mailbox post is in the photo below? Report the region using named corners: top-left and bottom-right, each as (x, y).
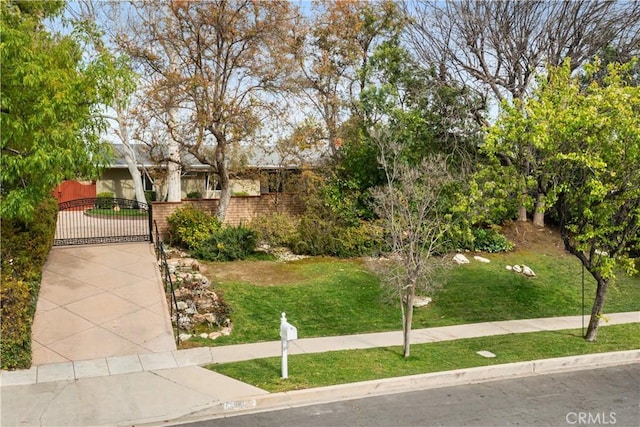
top-left (280, 312), bottom-right (297, 379)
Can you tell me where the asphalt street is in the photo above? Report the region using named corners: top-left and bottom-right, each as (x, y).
top-left (177, 364), bottom-right (640, 427)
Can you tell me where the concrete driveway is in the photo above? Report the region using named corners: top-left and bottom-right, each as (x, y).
top-left (31, 243), bottom-right (176, 365)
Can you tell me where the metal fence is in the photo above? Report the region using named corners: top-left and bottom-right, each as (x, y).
top-left (54, 198), bottom-right (152, 246)
top-left (154, 221), bottom-right (181, 346)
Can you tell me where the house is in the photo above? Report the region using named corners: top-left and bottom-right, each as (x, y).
top-left (97, 143), bottom-right (324, 201)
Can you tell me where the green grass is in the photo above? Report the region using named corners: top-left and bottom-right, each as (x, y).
top-left (200, 252), bottom-right (639, 346)
top-left (208, 323), bottom-right (640, 392)
top-left (86, 208), bottom-right (148, 217)
top-left (207, 258), bottom-right (398, 344)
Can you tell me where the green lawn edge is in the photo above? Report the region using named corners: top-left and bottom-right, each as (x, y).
top-left (207, 323), bottom-right (640, 393)
top-left (194, 255), bottom-right (640, 347)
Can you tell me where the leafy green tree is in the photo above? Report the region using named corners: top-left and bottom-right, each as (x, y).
top-left (407, 0), bottom-right (640, 226)
top-left (361, 41), bottom-right (466, 357)
top-left (336, 38), bottom-right (481, 219)
top-left (0, 0), bottom-right (113, 221)
top-left (489, 59), bottom-right (640, 341)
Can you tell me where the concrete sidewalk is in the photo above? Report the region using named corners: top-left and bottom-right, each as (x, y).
top-left (1, 312), bottom-right (638, 426)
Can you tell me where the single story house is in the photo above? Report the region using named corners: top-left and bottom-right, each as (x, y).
top-left (98, 143), bottom-right (324, 201)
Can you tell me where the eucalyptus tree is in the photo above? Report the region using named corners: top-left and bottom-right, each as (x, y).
top-left (70, 1), bottom-right (148, 205)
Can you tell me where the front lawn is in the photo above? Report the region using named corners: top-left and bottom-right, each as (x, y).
top-left (197, 250), bottom-right (639, 346)
top-left (208, 323), bottom-right (640, 392)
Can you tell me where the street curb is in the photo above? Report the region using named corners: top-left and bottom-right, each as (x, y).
top-left (162, 350), bottom-right (640, 425)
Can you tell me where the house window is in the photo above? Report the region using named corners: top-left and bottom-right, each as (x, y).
top-left (205, 173), bottom-right (215, 191)
top-left (141, 171), bottom-right (153, 191)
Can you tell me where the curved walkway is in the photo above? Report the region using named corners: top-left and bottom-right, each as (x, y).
top-left (31, 243), bottom-right (176, 365)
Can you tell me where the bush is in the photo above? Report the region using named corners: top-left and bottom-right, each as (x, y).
top-left (289, 214), bottom-right (384, 257)
top-left (471, 227), bottom-right (514, 253)
top-left (250, 213), bottom-right (299, 247)
top-left (167, 206), bottom-right (220, 249)
top-left (1, 196), bottom-right (57, 369)
top-left (185, 191), bottom-right (202, 199)
top-left (96, 191), bottom-right (115, 209)
top-left (144, 191), bottom-right (157, 203)
top-left (192, 224), bottom-right (257, 261)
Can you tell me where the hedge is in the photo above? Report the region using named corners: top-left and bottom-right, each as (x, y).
top-left (1, 196), bottom-right (58, 369)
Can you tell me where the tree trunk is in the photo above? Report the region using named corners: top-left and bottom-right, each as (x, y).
top-left (165, 45), bottom-right (182, 202)
top-left (532, 192), bottom-right (545, 227)
top-left (214, 141), bottom-right (231, 223)
top-left (517, 205), bottom-right (528, 222)
top-left (517, 186), bottom-right (528, 221)
top-left (402, 285), bottom-right (415, 358)
top-left (585, 277), bottom-right (609, 341)
top-left (116, 107), bottom-right (147, 205)
top-left (166, 142), bottom-right (182, 202)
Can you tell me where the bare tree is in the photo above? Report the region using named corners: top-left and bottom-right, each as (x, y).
top-left (370, 130), bottom-right (454, 358)
top-left (405, 0), bottom-right (640, 226)
top-left (119, 0), bottom-right (299, 220)
top-left (289, 0), bottom-right (403, 158)
top-left (67, 1), bottom-right (149, 205)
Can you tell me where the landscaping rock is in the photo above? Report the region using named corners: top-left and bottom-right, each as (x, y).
top-left (507, 264), bottom-right (536, 278)
top-left (453, 253), bottom-right (470, 264)
top-left (474, 256), bottom-right (491, 263)
top-left (522, 265), bottom-right (536, 277)
top-left (413, 296), bottom-right (432, 308)
top-left (165, 248), bottom-right (234, 342)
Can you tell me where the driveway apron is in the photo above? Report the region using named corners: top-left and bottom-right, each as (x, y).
top-left (31, 243), bottom-right (176, 365)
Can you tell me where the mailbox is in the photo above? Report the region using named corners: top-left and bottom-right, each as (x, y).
top-left (280, 312), bottom-right (297, 379)
top-left (280, 313), bottom-right (298, 341)
top-left (281, 322), bottom-right (298, 341)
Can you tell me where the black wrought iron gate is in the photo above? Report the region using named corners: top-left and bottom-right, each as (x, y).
top-left (54, 198), bottom-right (153, 246)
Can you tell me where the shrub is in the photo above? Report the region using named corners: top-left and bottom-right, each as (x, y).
top-left (96, 191), bottom-right (115, 209)
top-left (185, 191), bottom-right (202, 199)
top-left (290, 214), bottom-right (339, 256)
top-left (289, 214), bottom-right (384, 257)
top-left (250, 213), bottom-right (299, 247)
top-left (471, 227), bottom-right (514, 253)
top-left (192, 224), bottom-right (257, 261)
top-left (341, 220), bottom-right (386, 256)
top-left (1, 196), bottom-right (57, 369)
top-left (167, 206), bottom-right (220, 249)
top-left (144, 191), bottom-right (157, 203)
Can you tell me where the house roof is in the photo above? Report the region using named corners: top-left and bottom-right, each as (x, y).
top-left (109, 144), bottom-right (326, 171)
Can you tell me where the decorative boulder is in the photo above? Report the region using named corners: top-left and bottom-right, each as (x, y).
top-left (522, 265), bottom-right (536, 277)
top-left (453, 253), bottom-right (470, 264)
top-left (512, 264), bottom-right (523, 273)
top-left (474, 256), bottom-right (491, 263)
top-left (413, 296), bottom-right (433, 308)
top-left (178, 333), bottom-right (192, 342)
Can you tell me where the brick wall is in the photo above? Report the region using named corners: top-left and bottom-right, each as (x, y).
top-left (152, 193), bottom-right (305, 241)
